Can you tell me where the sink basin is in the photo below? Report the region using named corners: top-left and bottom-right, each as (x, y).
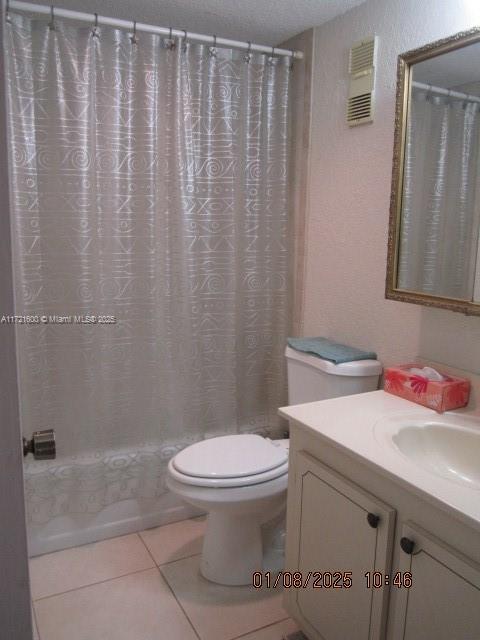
top-left (375, 413), bottom-right (480, 489)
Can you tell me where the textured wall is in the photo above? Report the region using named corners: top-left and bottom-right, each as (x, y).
top-left (280, 29), bottom-right (314, 337)
top-left (303, 0), bottom-right (480, 372)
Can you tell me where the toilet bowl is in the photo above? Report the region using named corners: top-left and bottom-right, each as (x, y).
top-left (166, 434), bottom-right (289, 585)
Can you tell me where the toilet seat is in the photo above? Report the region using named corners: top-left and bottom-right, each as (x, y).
top-left (169, 434), bottom-right (289, 488)
top-left (169, 458), bottom-right (288, 488)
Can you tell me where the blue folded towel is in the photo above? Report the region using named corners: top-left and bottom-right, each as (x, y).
top-left (287, 337), bottom-right (377, 365)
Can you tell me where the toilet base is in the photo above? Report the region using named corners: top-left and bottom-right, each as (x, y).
top-left (165, 460), bottom-right (288, 587)
top-left (200, 512), bottom-right (262, 585)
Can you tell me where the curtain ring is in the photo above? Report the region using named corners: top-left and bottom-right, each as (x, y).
top-left (130, 20), bottom-right (138, 45)
top-left (244, 40), bottom-right (252, 63)
top-left (166, 26), bottom-right (175, 50)
top-left (48, 5), bottom-right (56, 31)
top-left (268, 46), bottom-right (275, 64)
top-left (209, 34), bottom-right (217, 57)
top-left (91, 12), bottom-right (99, 38)
top-left (163, 26), bottom-right (174, 49)
top-left (181, 29), bottom-right (188, 53)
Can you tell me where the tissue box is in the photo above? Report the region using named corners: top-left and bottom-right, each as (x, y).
top-left (384, 364), bottom-right (470, 413)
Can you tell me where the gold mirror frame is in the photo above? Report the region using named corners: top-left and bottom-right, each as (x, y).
top-left (386, 26), bottom-right (480, 316)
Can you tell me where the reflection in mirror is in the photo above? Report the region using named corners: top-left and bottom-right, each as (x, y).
top-left (396, 42), bottom-right (480, 302)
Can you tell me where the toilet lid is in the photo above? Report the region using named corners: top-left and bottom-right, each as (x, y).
top-left (173, 434), bottom-right (288, 479)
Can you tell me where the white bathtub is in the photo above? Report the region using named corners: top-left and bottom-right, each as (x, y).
top-left (24, 440), bottom-right (201, 556)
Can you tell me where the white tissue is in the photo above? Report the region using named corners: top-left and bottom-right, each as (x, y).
top-left (408, 366), bottom-right (444, 381)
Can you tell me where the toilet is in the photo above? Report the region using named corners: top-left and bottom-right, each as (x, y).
top-left (167, 345), bottom-right (382, 585)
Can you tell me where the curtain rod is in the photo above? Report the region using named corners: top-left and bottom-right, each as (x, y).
top-left (412, 80), bottom-right (480, 104)
top-left (7, 0), bottom-right (304, 59)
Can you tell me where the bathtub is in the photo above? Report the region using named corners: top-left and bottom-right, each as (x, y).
top-left (25, 426), bottom-right (282, 556)
top-left (24, 440), bottom-right (200, 556)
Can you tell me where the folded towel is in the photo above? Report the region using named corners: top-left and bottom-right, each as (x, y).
top-left (287, 337), bottom-right (377, 365)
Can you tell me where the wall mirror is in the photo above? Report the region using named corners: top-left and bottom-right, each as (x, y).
top-left (386, 27), bottom-right (480, 315)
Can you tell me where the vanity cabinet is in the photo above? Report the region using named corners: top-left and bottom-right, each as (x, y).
top-left (285, 434), bottom-right (480, 640)
top-left (287, 451), bottom-right (395, 640)
top-left (391, 523), bottom-right (480, 640)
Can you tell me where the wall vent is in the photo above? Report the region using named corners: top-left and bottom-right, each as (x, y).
top-left (347, 36), bottom-right (377, 126)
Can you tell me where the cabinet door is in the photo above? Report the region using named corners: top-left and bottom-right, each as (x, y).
top-left (286, 451), bottom-right (395, 640)
top-left (391, 522), bottom-right (480, 640)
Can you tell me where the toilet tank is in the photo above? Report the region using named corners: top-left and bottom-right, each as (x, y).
top-left (285, 346), bottom-right (382, 405)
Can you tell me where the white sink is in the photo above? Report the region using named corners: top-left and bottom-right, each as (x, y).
top-left (374, 413), bottom-right (480, 490)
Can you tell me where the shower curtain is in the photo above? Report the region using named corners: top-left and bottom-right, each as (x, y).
top-left (6, 13), bottom-right (291, 536)
top-left (398, 86), bottom-right (480, 299)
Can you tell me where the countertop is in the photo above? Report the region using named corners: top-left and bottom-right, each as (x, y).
top-left (279, 390), bottom-right (480, 532)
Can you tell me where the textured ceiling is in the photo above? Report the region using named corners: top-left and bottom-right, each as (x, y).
top-left (23, 0), bottom-right (366, 46)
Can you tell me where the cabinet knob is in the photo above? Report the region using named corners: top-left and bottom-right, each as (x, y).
top-left (400, 537), bottom-right (415, 554)
top-left (367, 512), bottom-right (380, 528)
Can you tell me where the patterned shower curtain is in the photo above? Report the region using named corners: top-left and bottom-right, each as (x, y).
top-left (6, 13), bottom-right (291, 525)
top-left (398, 86), bottom-right (480, 299)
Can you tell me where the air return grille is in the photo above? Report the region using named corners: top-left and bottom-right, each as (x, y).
top-left (347, 93), bottom-right (372, 122)
top-left (349, 37), bottom-right (375, 75)
top-left (347, 36), bottom-right (376, 126)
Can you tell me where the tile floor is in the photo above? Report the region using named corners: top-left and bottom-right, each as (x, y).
top-left (30, 516), bottom-right (299, 640)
